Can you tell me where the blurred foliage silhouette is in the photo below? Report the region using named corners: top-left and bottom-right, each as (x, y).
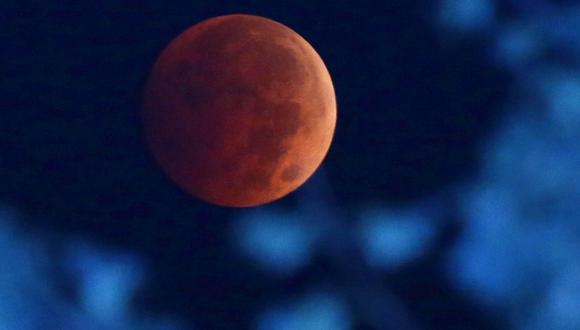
top-left (438, 0), bottom-right (580, 329)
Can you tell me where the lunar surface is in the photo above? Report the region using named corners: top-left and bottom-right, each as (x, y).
top-left (143, 14), bottom-right (336, 207)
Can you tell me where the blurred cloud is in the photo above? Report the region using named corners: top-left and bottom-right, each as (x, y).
top-left (438, 1), bottom-right (580, 328)
top-left (0, 206), bottom-right (188, 330)
top-left (447, 183), bottom-right (523, 305)
top-left (65, 242), bottom-right (146, 324)
top-left (535, 265), bottom-right (580, 330)
top-left (535, 68), bottom-right (580, 133)
top-left (493, 23), bottom-right (543, 70)
top-left (357, 207), bottom-right (437, 271)
top-left (0, 208), bottom-right (52, 330)
top-left (438, 0), bottom-right (496, 33)
top-left (256, 291), bottom-right (351, 330)
top-left (536, 5), bottom-right (580, 58)
top-left (233, 209), bottom-right (320, 277)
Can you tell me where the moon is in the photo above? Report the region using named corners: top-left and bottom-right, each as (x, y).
top-left (143, 14), bottom-right (336, 207)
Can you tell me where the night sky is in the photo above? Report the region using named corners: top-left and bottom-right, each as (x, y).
top-left (2, 1), bottom-right (509, 329)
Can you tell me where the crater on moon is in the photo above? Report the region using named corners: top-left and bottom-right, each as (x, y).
top-left (281, 164), bottom-right (302, 182)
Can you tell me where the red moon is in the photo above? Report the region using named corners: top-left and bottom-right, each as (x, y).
top-left (143, 14), bottom-right (336, 207)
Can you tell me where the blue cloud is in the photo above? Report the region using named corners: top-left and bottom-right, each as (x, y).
top-left (233, 209), bottom-right (319, 277)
